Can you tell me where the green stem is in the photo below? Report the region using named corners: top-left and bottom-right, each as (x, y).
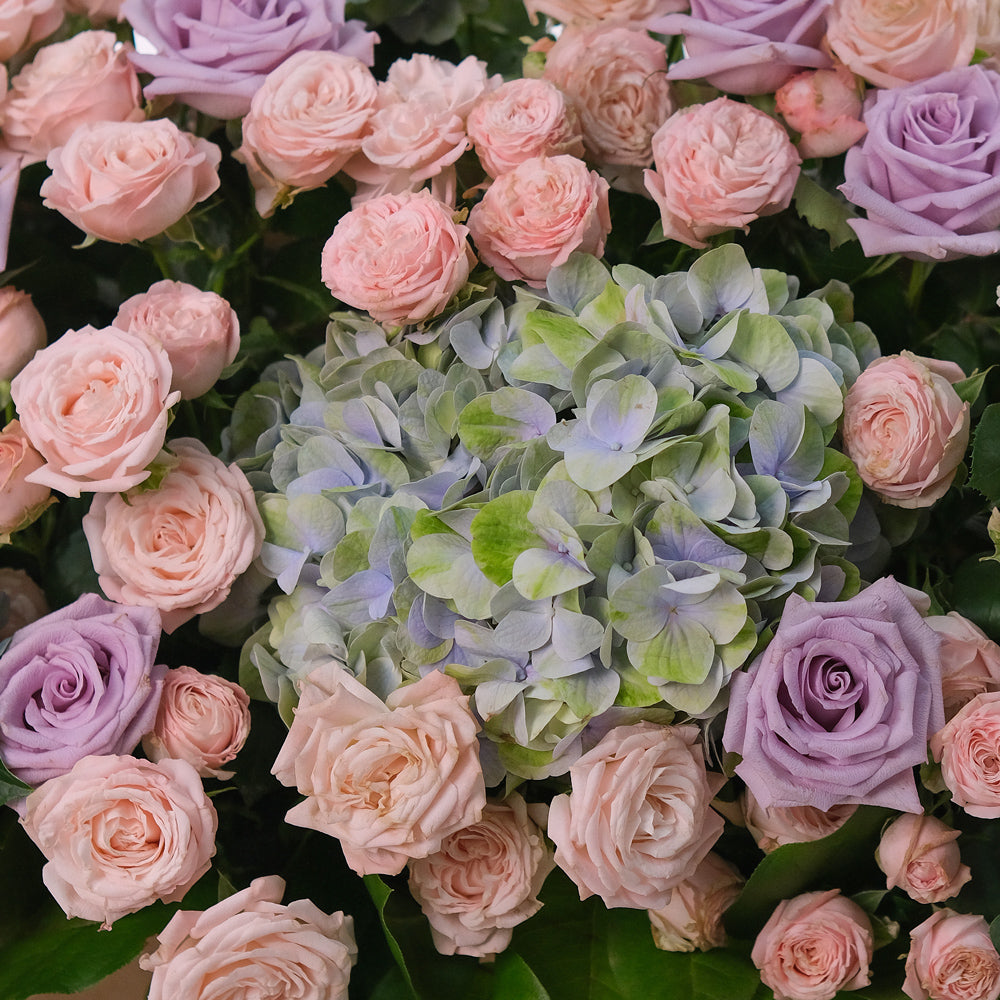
top-left (905, 259), bottom-right (936, 313)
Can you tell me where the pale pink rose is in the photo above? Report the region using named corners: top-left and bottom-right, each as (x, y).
top-left (980, 0), bottom-right (1000, 59)
top-left (468, 154), bottom-right (611, 288)
top-left (82, 437), bottom-right (264, 633)
top-left (876, 813), bottom-right (971, 905)
top-left (842, 352), bottom-right (970, 509)
top-left (40, 118), bottom-right (221, 244)
top-left (0, 30), bottom-right (143, 166)
top-left (542, 26), bottom-right (674, 168)
top-left (931, 691), bottom-right (1000, 819)
top-left (927, 612), bottom-right (1000, 720)
top-left (114, 280), bottom-right (240, 399)
top-left (234, 51), bottom-right (378, 217)
top-left (0, 0), bottom-right (62, 62)
top-left (643, 98), bottom-right (801, 249)
top-left (10, 325), bottom-right (180, 496)
top-left (466, 78), bottom-right (584, 179)
top-left (379, 53), bottom-right (500, 120)
top-left (827, 0), bottom-right (978, 90)
top-left (141, 875), bottom-right (356, 1000)
top-left (63, 0), bottom-right (124, 21)
top-left (547, 722), bottom-right (725, 910)
top-left (20, 754), bottom-right (217, 928)
top-left (142, 666), bottom-right (251, 779)
top-left (752, 889), bottom-right (873, 1000)
top-left (321, 189), bottom-right (475, 326)
top-left (525, 0), bottom-right (688, 26)
top-left (408, 795), bottom-right (553, 958)
top-left (648, 852), bottom-right (744, 953)
top-left (272, 665), bottom-right (486, 876)
top-left (741, 788), bottom-right (857, 853)
top-left (0, 567), bottom-right (49, 640)
top-left (0, 287), bottom-right (46, 381)
top-left (775, 65), bottom-right (867, 159)
top-left (0, 420), bottom-right (51, 539)
top-left (904, 910), bottom-right (1000, 1000)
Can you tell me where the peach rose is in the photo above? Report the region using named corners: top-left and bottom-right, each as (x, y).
top-left (114, 280), bottom-right (240, 399)
top-left (752, 890), bottom-right (873, 1000)
top-left (0, 287), bottom-right (46, 381)
top-left (0, 567), bottom-right (49, 640)
top-left (40, 118), bottom-right (221, 244)
top-left (141, 875), bottom-right (356, 1000)
top-left (82, 437), bottom-right (264, 633)
top-left (20, 754), bottom-right (217, 928)
top-left (0, 30), bottom-right (143, 165)
top-left (643, 98), bottom-right (801, 248)
top-left (321, 189), bottom-right (475, 326)
top-left (379, 53), bottom-right (499, 120)
top-left (466, 78), bottom-right (584, 179)
top-left (272, 665), bottom-right (486, 876)
top-left (648, 852), bottom-right (744, 953)
top-left (525, 0), bottom-right (687, 25)
top-left (0, 0), bottom-right (61, 62)
top-left (408, 794), bottom-right (554, 958)
top-left (10, 325), bottom-right (179, 496)
top-left (142, 666), bottom-right (251, 779)
top-left (927, 612), bottom-right (1000, 720)
top-left (547, 722), bottom-right (725, 910)
top-left (904, 910), bottom-right (1000, 1000)
top-left (775, 65), bottom-right (868, 159)
top-left (827, 0), bottom-right (978, 89)
top-left (468, 154), bottom-right (611, 288)
top-left (542, 26), bottom-right (674, 168)
top-left (235, 51), bottom-right (378, 217)
top-left (741, 789), bottom-right (857, 854)
top-left (876, 813), bottom-right (971, 905)
top-left (842, 352), bottom-right (970, 509)
top-left (0, 420), bottom-right (52, 539)
top-left (931, 691), bottom-right (1000, 819)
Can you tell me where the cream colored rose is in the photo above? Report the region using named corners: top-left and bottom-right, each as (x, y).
top-left (876, 813), bottom-right (971, 905)
top-left (904, 910), bottom-right (1000, 1000)
top-left (0, 567), bottom-right (49, 640)
top-left (0, 0), bottom-right (61, 62)
top-left (927, 612), bottom-right (1000, 720)
top-left (272, 665), bottom-right (486, 876)
top-left (931, 691), bottom-right (1000, 819)
top-left (742, 789), bottom-right (857, 854)
top-left (0, 287), bottom-right (46, 380)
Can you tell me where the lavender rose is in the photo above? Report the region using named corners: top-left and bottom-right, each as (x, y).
top-left (723, 576), bottom-right (944, 814)
top-left (0, 593), bottom-right (165, 786)
top-left (120, 0), bottom-right (378, 120)
top-left (839, 65), bottom-right (1000, 261)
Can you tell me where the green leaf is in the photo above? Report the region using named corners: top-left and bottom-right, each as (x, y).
top-left (470, 491), bottom-right (538, 585)
top-left (365, 875), bottom-right (419, 999)
top-left (493, 951), bottom-right (552, 1000)
top-left (968, 403), bottom-right (1000, 505)
top-left (953, 556), bottom-right (1000, 641)
top-left (953, 366), bottom-right (992, 406)
top-left (792, 174), bottom-right (858, 250)
top-left (0, 757), bottom-right (31, 807)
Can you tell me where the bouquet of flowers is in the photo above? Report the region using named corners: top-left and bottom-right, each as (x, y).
top-left (4, 1), bottom-right (1000, 999)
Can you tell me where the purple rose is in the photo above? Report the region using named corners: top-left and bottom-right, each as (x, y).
top-left (651, 0), bottom-right (831, 96)
top-left (121, 0), bottom-right (378, 119)
top-left (0, 593), bottom-right (165, 787)
top-left (722, 577), bottom-right (944, 814)
top-left (839, 66), bottom-right (1000, 262)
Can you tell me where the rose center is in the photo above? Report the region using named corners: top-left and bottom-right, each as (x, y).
top-left (801, 655), bottom-right (864, 731)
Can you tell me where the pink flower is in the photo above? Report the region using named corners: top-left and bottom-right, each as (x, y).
top-left (271, 665), bottom-right (486, 876)
top-left (0, 420), bottom-right (51, 540)
top-left (141, 875), bottom-right (356, 1000)
top-left (524, 0), bottom-right (687, 26)
top-left (903, 910), bottom-right (1000, 1000)
top-left (741, 788), bottom-right (857, 854)
top-left (0, 287), bottom-right (46, 381)
top-left (408, 794), bottom-right (554, 958)
top-left (931, 691), bottom-right (1000, 819)
top-left (114, 280), bottom-right (240, 399)
top-left (842, 352), bottom-right (970, 509)
top-left (468, 154), bottom-right (611, 288)
top-left (827, 0), bottom-right (978, 90)
top-left (235, 51), bottom-right (378, 217)
top-left (82, 437), bottom-right (264, 632)
top-left (0, 567), bottom-right (49, 640)
top-left (775, 65), bottom-right (868, 159)
top-left (752, 890), bottom-right (873, 1000)
top-left (927, 612), bottom-right (1000, 720)
top-left (40, 118), bottom-right (221, 244)
top-left (547, 722), bottom-right (725, 910)
top-left (876, 813), bottom-right (971, 905)
top-left (0, 0), bottom-right (62, 63)
top-left (0, 30), bottom-right (143, 166)
top-left (321, 189), bottom-right (474, 326)
top-left (379, 53), bottom-right (498, 120)
top-left (142, 666), bottom-right (252, 779)
top-left (20, 754), bottom-right (217, 928)
top-left (10, 325), bottom-right (180, 496)
top-left (643, 98), bottom-right (800, 249)
top-left (648, 852), bottom-right (744, 953)
top-left (466, 78), bottom-right (584, 179)
top-left (63, 0), bottom-right (123, 21)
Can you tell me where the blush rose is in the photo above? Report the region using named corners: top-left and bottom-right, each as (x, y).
top-left (842, 352), bottom-right (970, 508)
top-left (0, 420), bottom-right (51, 540)
top-left (903, 910), bottom-right (1000, 1000)
top-left (0, 286), bottom-right (46, 380)
top-left (271, 665), bottom-right (486, 876)
top-left (0, 0), bottom-right (62, 63)
top-left (926, 612), bottom-right (1000, 720)
top-left (931, 691), bottom-right (1000, 819)
top-left (20, 754), bottom-right (217, 928)
top-left (546, 722), bottom-right (725, 910)
top-left (876, 813), bottom-right (971, 905)
top-left (741, 789), bottom-right (857, 854)
top-left (775, 65), bottom-right (867, 160)
top-left (524, 0), bottom-right (687, 26)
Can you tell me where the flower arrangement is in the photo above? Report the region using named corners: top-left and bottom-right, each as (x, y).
top-left (4, 2), bottom-right (1000, 1000)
